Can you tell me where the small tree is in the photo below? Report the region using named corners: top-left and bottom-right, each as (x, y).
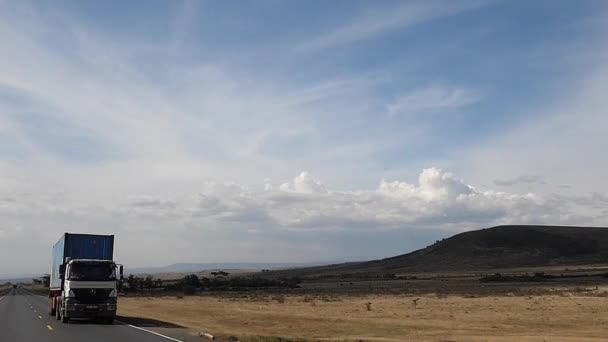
top-left (144, 275), bottom-right (154, 291)
top-left (184, 274), bottom-right (201, 288)
top-left (126, 274), bottom-right (138, 292)
top-left (183, 285), bottom-right (196, 295)
top-left (41, 274), bottom-right (51, 287)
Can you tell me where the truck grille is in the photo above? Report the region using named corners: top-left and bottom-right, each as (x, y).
top-left (72, 288), bottom-right (112, 304)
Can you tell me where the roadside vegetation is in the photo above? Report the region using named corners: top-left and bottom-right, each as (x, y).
top-left (116, 265), bottom-right (608, 341)
top-left (22, 283), bottom-right (48, 296)
top-left (480, 271), bottom-right (608, 282)
top-left (121, 273), bottom-right (302, 295)
top-left (0, 283), bottom-right (12, 296)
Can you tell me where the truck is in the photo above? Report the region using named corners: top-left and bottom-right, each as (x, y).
top-left (48, 233), bottom-right (123, 324)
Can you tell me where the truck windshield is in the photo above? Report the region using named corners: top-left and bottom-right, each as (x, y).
top-left (68, 262), bottom-right (115, 281)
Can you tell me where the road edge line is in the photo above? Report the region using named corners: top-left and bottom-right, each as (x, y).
top-left (115, 320), bottom-right (184, 342)
top-left (33, 291), bottom-right (185, 342)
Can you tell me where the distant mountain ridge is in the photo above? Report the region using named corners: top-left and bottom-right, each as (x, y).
top-left (265, 225), bottom-right (608, 278)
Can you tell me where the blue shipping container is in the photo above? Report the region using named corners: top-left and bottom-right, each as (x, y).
top-left (50, 233), bottom-right (114, 290)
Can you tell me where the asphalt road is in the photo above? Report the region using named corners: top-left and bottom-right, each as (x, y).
top-left (0, 288), bottom-right (201, 341)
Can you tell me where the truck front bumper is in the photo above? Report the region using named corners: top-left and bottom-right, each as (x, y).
top-left (65, 299), bottom-right (117, 319)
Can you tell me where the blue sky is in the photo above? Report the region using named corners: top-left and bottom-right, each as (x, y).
top-left (1, 1), bottom-right (607, 277)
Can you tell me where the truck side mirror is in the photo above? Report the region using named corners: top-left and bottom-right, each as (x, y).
top-left (119, 265), bottom-right (124, 280)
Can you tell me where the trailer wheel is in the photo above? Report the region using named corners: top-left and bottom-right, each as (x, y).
top-left (55, 302), bottom-right (61, 320)
top-left (49, 298), bottom-right (56, 316)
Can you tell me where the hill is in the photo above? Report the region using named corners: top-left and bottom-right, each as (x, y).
top-left (268, 225), bottom-right (608, 279)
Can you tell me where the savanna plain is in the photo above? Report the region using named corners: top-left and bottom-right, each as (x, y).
top-left (117, 279), bottom-right (608, 342)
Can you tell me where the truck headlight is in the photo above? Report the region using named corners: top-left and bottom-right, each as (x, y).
top-left (67, 290), bottom-right (76, 298)
top-left (109, 289), bottom-right (117, 297)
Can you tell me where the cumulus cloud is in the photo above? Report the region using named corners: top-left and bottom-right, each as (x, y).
top-left (379, 168), bottom-right (474, 201)
top-left (1, 166), bottom-right (608, 277)
top-left (1, 2), bottom-right (607, 278)
top-left (279, 171), bottom-right (328, 194)
top-left (3, 167), bottom-right (603, 239)
top-left (164, 167), bottom-right (607, 231)
top-left (494, 175), bottom-right (547, 186)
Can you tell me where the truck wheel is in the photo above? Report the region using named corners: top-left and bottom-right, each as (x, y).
top-left (49, 298), bottom-right (56, 316)
top-left (59, 305), bottom-right (69, 323)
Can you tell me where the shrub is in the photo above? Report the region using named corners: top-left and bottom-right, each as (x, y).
top-left (183, 285), bottom-right (197, 295)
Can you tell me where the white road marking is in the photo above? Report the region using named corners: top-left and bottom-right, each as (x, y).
top-left (0, 296), bottom-right (4, 302)
top-left (116, 320), bottom-right (184, 342)
top-left (24, 291), bottom-right (184, 341)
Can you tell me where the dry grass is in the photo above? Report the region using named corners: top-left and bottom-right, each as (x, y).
top-left (138, 269), bottom-right (261, 281)
top-left (0, 285), bottom-right (10, 296)
top-left (118, 287), bottom-right (608, 341)
top-left (22, 284), bottom-right (48, 295)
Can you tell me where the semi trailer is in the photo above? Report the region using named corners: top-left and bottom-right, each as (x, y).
top-left (48, 233), bottom-right (123, 323)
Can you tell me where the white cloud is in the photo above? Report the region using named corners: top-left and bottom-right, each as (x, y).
top-left (6, 165), bottom-right (599, 243)
top-left (494, 175), bottom-right (546, 186)
top-left (380, 167), bottom-right (474, 201)
top-left (0, 2), bottom-right (607, 278)
top-left (279, 171), bottom-right (328, 194)
top-left (2, 161), bottom-right (608, 277)
top-left (298, 0), bottom-right (488, 52)
top-left (169, 167), bottom-right (607, 232)
top-left (387, 84), bottom-right (482, 116)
